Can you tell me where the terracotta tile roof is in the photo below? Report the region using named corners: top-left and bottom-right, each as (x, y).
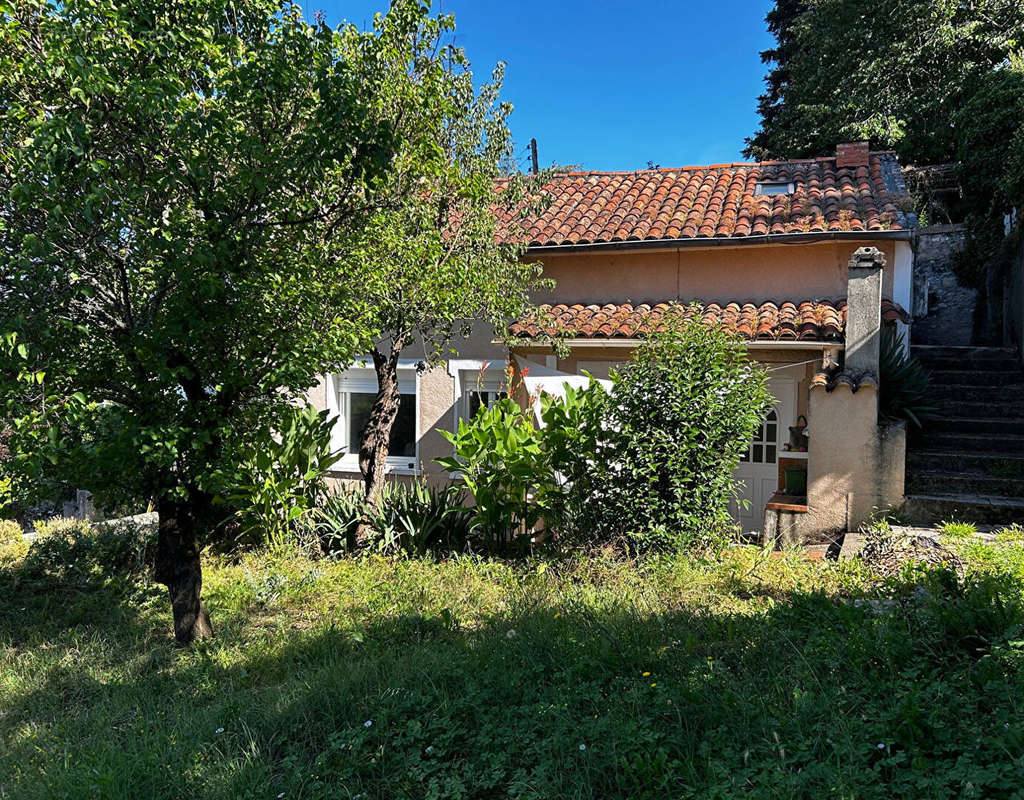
top-left (501, 153), bottom-right (907, 247)
top-left (510, 299), bottom-right (909, 342)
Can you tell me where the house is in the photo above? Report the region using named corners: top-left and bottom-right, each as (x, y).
top-left (310, 142), bottom-right (916, 542)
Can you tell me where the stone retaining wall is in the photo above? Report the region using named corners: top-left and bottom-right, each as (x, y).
top-left (912, 224), bottom-right (975, 345)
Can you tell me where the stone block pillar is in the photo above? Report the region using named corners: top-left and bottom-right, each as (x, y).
top-left (845, 246), bottom-right (885, 377)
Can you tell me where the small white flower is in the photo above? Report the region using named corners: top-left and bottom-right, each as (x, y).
top-left (579, 744), bottom-right (586, 751)
top-left (364, 720), bottom-right (373, 728)
top-left (215, 728), bottom-right (225, 735)
top-left (425, 746), bottom-right (434, 754)
top-left (877, 743), bottom-right (885, 749)
top-left (277, 794), bottom-right (285, 799)
top-left (506, 629), bottom-right (517, 639)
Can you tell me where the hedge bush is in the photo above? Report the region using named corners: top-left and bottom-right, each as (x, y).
top-left (443, 312), bottom-right (772, 553)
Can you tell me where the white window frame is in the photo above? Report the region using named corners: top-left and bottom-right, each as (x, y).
top-left (754, 180), bottom-right (795, 196)
top-left (448, 359), bottom-right (509, 429)
top-left (327, 359), bottom-right (421, 475)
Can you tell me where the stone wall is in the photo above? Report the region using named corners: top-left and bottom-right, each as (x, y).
top-left (911, 224), bottom-right (976, 345)
top-left (1006, 228), bottom-right (1024, 354)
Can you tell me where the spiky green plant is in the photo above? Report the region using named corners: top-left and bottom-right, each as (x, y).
top-left (879, 326), bottom-right (936, 427)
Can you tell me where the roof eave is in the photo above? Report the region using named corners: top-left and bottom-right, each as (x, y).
top-left (523, 229), bottom-right (912, 256)
top-left (504, 338), bottom-right (845, 350)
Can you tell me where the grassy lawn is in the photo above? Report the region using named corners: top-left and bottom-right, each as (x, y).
top-left (2, 537), bottom-right (1024, 799)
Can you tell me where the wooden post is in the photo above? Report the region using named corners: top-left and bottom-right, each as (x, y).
top-left (530, 138), bottom-right (539, 175)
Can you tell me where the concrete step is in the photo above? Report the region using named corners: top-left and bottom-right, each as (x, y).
top-left (924, 370), bottom-right (1024, 387)
top-left (918, 357), bottom-right (1023, 372)
top-left (911, 345), bottom-right (1018, 363)
top-left (927, 417), bottom-right (1024, 436)
top-left (907, 450), bottom-right (1024, 476)
top-left (928, 383), bottom-right (1024, 401)
top-left (905, 470), bottom-right (1024, 499)
top-left (932, 398), bottom-right (1024, 418)
top-left (903, 493), bottom-right (1024, 526)
top-left (924, 432), bottom-right (1024, 454)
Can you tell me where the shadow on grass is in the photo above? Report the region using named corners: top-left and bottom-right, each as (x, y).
top-left (1, 562), bottom-right (1023, 799)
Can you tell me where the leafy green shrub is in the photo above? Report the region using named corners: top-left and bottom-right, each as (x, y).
top-left (879, 326), bottom-right (935, 427)
top-left (538, 379), bottom-right (613, 536)
top-left (229, 404), bottom-right (342, 547)
top-left (0, 518), bottom-right (26, 564)
top-left (437, 398), bottom-right (554, 548)
top-left (441, 316), bottom-right (771, 553)
top-left (0, 518), bottom-right (21, 543)
top-left (368, 481), bottom-right (474, 556)
top-left (23, 517), bottom-right (155, 587)
top-left (586, 315), bottom-right (772, 552)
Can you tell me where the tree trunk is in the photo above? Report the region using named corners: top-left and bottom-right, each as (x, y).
top-left (356, 344), bottom-right (404, 543)
top-left (155, 492), bottom-right (214, 645)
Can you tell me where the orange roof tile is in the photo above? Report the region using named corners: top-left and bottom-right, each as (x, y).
top-left (500, 153), bottom-right (907, 247)
top-left (510, 299), bottom-right (908, 342)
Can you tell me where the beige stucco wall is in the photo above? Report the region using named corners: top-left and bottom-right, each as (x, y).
top-left (802, 381), bottom-right (905, 538)
top-left (531, 240), bottom-right (897, 305)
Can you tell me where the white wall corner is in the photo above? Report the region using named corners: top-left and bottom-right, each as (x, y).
top-left (324, 373), bottom-right (346, 455)
top-left (894, 241), bottom-right (913, 318)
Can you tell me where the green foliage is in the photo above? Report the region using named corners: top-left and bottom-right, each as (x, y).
top-left (746, 1), bottom-right (1024, 164)
top-left (0, 519), bottom-right (25, 564)
top-left (953, 56), bottom-right (1024, 289)
top-left (939, 520), bottom-right (978, 539)
top-left (311, 485), bottom-right (366, 555)
top-left (22, 517), bottom-right (155, 588)
top-left (537, 378), bottom-right (613, 534)
top-left (340, 15), bottom-right (552, 497)
top-left (228, 405), bottom-right (341, 547)
top-left (879, 326), bottom-right (936, 427)
top-left (366, 481), bottom-right (474, 556)
top-left (0, 0), bottom-right (472, 535)
top-left (437, 398), bottom-right (551, 548)
top-left (3, 544), bottom-right (1024, 797)
top-left (0, 519), bottom-right (20, 545)
top-left (311, 481), bottom-right (474, 557)
top-left (441, 317), bottom-right (771, 553)
top-left (589, 315), bottom-right (772, 551)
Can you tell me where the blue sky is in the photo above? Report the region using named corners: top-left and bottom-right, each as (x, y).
top-left (306, 1), bottom-right (776, 172)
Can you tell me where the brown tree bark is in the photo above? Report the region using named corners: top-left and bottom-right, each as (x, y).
top-left (356, 342), bottom-right (404, 544)
top-left (155, 491), bottom-right (214, 645)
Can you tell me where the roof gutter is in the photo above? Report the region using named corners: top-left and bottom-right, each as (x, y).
top-left (502, 338), bottom-right (844, 351)
top-left (523, 229), bottom-right (911, 256)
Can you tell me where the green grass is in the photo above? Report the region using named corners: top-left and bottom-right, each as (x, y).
top-left (937, 519), bottom-right (978, 538)
top-left (2, 541), bottom-right (1024, 799)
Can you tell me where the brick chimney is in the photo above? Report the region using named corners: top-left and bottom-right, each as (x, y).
top-left (836, 141), bottom-right (870, 169)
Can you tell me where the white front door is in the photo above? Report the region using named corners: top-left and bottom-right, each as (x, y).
top-left (731, 379), bottom-right (796, 533)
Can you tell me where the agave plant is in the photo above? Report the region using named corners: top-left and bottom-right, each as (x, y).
top-left (311, 485), bottom-right (365, 555)
top-left (879, 326), bottom-right (937, 427)
top-left (369, 480), bottom-right (474, 556)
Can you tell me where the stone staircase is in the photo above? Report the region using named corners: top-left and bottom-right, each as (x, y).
top-left (904, 345), bottom-right (1024, 525)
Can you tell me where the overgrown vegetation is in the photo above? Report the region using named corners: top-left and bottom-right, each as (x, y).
top-left (589, 320), bottom-right (772, 550)
top-left (878, 325), bottom-right (935, 427)
top-left (441, 316), bottom-right (772, 553)
top-left (1, 530), bottom-right (1023, 798)
top-left (228, 404), bottom-right (342, 548)
top-left (0, 0), bottom-right (541, 643)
